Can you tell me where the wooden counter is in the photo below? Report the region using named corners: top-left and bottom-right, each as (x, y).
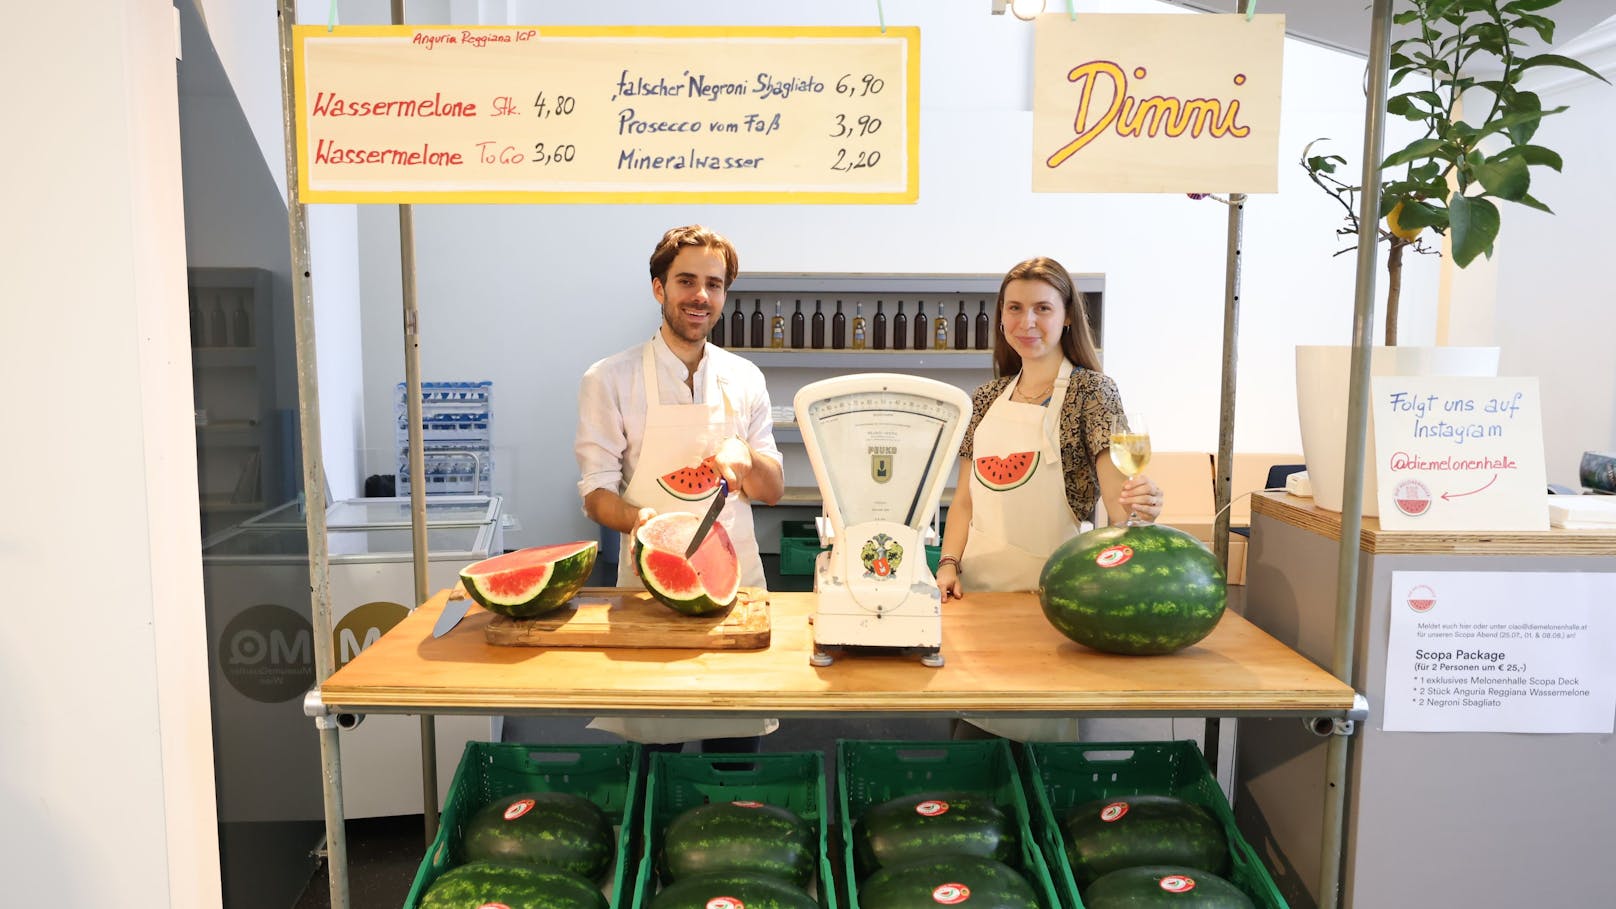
top-left (320, 589), bottom-right (1354, 718)
top-left (1252, 490), bottom-right (1616, 555)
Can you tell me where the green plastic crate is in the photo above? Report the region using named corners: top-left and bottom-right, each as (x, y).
top-left (1021, 740), bottom-right (1288, 909)
top-left (837, 740), bottom-right (1062, 909)
top-left (780, 523), bottom-right (943, 577)
top-left (405, 741), bottom-right (642, 908)
top-left (635, 751), bottom-right (837, 909)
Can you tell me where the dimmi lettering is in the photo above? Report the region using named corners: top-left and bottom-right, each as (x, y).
top-left (1046, 62), bottom-right (1250, 168)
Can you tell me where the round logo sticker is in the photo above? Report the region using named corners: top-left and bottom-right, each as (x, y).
top-left (479, 903), bottom-right (512, 909)
top-left (1099, 801), bottom-right (1130, 823)
top-left (932, 884), bottom-right (971, 905)
top-left (1159, 875), bottom-right (1196, 893)
top-left (1406, 584), bottom-right (1436, 614)
top-left (914, 799), bottom-right (951, 817)
top-left (706, 898), bottom-right (744, 909)
top-left (732, 800), bottom-right (765, 808)
top-left (1095, 545), bottom-right (1134, 569)
top-left (1393, 479), bottom-right (1432, 517)
top-left (503, 798), bottom-right (535, 821)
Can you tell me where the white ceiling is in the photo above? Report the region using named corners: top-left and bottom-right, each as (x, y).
top-left (1167, 0), bottom-right (1616, 58)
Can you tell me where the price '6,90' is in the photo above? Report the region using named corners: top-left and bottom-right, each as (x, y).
top-left (532, 143), bottom-right (577, 165)
top-left (836, 73), bottom-right (885, 97)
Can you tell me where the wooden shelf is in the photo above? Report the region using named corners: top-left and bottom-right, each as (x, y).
top-left (1252, 490), bottom-right (1616, 554)
top-left (731, 349), bottom-right (991, 370)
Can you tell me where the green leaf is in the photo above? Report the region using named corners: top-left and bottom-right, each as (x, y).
top-left (1475, 155), bottom-right (1530, 200)
top-left (1448, 194), bottom-right (1500, 267)
top-left (1397, 198), bottom-right (1447, 231)
top-left (1503, 90), bottom-right (1542, 144)
top-left (1516, 53), bottom-right (1612, 85)
top-left (1393, 9), bottom-right (1423, 24)
top-left (1511, 13), bottom-right (1556, 45)
top-left (1382, 138), bottom-right (1448, 168)
top-left (1503, 0), bottom-right (1564, 13)
top-left (1514, 193), bottom-right (1554, 214)
top-left (1493, 144), bottom-right (1563, 171)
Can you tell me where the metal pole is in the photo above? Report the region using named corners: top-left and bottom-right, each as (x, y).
top-left (388, 0), bottom-right (441, 844)
top-left (1321, 1), bottom-right (1394, 905)
top-left (1207, 188), bottom-right (1244, 777)
top-left (276, 3), bottom-right (348, 907)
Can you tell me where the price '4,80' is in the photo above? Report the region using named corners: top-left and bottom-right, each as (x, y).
top-left (533, 93), bottom-right (577, 119)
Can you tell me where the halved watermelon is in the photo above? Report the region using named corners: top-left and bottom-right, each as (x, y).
top-left (634, 512), bottom-right (740, 616)
top-left (658, 463), bottom-right (721, 501)
top-left (975, 451), bottom-right (1040, 491)
top-left (459, 541), bottom-right (598, 618)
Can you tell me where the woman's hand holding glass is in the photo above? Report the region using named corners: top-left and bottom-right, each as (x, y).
top-left (1110, 413), bottom-right (1162, 525)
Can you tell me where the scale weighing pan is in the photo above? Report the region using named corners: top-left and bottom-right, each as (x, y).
top-left (793, 374), bottom-right (971, 667)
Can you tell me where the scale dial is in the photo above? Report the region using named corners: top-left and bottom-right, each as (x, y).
top-left (802, 389), bottom-right (964, 529)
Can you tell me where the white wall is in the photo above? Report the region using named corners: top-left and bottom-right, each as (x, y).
top-left (0, 3), bottom-right (219, 906)
top-left (346, 0), bottom-right (1440, 548)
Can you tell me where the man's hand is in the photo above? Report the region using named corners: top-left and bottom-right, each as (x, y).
top-left (709, 435), bottom-right (754, 489)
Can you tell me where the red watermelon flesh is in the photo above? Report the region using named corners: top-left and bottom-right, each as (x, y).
top-left (658, 463), bottom-right (721, 501)
top-left (459, 541), bottom-right (597, 619)
top-left (634, 512), bottom-right (740, 616)
top-left (975, 451), bottom-right (1040, 491)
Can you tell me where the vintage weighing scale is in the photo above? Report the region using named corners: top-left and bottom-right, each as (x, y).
top-left (793, 374), bottom-right (972, 667)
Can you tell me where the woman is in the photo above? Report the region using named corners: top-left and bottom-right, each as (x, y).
top-left (938, 257), bottom-right (1163, 741)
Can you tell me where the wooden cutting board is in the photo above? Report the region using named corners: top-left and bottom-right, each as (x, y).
top-left (483, 587), bottom-right (771, 650)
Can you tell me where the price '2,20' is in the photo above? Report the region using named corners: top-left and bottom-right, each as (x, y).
top-left (831, 148), bottom-right (881, 172)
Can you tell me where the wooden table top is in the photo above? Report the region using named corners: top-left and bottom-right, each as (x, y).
top-left (1253, 491), bottom-right (1616, 555)
top-left (319, 589), bottom-right (1355, 718)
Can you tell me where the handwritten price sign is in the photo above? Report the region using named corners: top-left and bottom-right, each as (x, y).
top-left (292, 25), bottom-right (918, 204)
top-left (1371, 376), bottom-right (1549, 531)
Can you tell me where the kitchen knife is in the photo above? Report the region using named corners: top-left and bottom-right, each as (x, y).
top-left (432, 592), bottom-right (473, 638)
top-left (684, 477), bottom-right (729, 558)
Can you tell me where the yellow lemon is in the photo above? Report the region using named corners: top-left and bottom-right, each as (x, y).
top-left (1386, 201), bottom-right (1423, 242)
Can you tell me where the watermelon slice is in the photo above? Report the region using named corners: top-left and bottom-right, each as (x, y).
top-left (458, 541), bottom-right (598, 619)
top-left (634, 512), bottom-right (740, 616)
top-left (974, 451), bottom-right (1040, 491)
top-left (657, 463), bottom-right (721, 501)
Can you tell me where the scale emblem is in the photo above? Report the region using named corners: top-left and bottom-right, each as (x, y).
top-left (870, 449), bottom-right (895, 483)
top-left (860, 533), bottom-right (905, 579)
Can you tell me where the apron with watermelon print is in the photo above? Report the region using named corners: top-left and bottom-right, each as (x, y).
top-left (961, 360), bottom-right (1092, 742)
top-left (588, 342), bottom-right (776, 744)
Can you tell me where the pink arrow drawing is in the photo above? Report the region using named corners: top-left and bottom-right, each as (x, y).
top-left (1442, 474), bottom-right (1497, 501)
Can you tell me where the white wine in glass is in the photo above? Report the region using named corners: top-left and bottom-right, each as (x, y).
top-left (1109, 413), bottom-right (1151, 525)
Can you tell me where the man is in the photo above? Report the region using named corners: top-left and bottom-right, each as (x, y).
top-left (574, 224), bottom-right (784, 751)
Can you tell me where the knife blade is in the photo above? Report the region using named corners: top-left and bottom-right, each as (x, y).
top-left (432, 593), bottom-right (473, 638)
top-left (685, 477), bottom-right (729, 558)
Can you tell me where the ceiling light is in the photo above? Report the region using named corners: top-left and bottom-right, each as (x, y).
top-left (1011, 0), bottom-right (1047, 20)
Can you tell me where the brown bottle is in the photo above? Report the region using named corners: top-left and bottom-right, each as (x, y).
top-left (974, 300), bottom-right (991, 350)
top-left (811, 299), bottom-right (826, 349)
top-left (893, 300), bottom-right (908, 350)
top-left (831, 300), bottom-right (847, 349)
top-left (727, 302), bottom-right (743, 347)
top-left (789, 299), bottom-right (805, 349)
top-left (911, 299), bottom-right (928, 350)
top-left (711, 310), bottom-right (727, 347)
top-left (872, 300), bottom-right (887, 350)
top-left (954, 300), bottom-right (969, 350)
top-left (749, 299), bottom-right (765, 348)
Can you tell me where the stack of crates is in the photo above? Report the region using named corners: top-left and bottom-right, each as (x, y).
top-left (396, 380), bottom-right (494, 495)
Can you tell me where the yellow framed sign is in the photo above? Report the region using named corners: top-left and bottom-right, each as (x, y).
top-left (292, 25), bottom-right (919, 204)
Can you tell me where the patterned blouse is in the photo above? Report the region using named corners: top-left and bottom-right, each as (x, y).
top-left (959, 367), bottom-right (1125, 523)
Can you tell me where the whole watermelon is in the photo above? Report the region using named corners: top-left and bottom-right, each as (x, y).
top-left (648, 870), bottom-right (819, 909)
top-left (1038, 524), bottom-right (1226, 656)
top-left (1082, 865), bottom-right (1254, 908)
top-left (852, 791), bottom-right (1016, 878)
top-left (859, 855), bottom-right (1040, 909)
top-left (462, 790), bottom-right (614, 881)
top-left (1062, 794), bottom-right (1229, 888)
top-left (420, 861), bottom-right (608, 909)
top-left (659, 800), bottom-right (816, 887)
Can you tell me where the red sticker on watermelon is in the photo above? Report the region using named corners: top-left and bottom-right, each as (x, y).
top-left (932, 884), bottom-right (971, 905)
top-left (1099, 801), bottom-right (1129, 822)
top-left (479, 903), bottom-right (512, 909)
top-left (502, 798), bottom-right (535, 821)
top-left (731, 800), bottom-right (765, 808)
top-left (1095, 545), bottom-right (1133, 569)
top-left (1159, 875), bottom-right (1196, 893)
top-left (914, 799), bottom-right (950, 817)
top-left (706, 898), bottom-right (744, 909)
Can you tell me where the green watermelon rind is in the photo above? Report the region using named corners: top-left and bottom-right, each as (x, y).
top-left (658, 463), bottom-right (722, 502)
top-left (852, 791), bottom-right (1017, 878)
top-left (460, 541), bottom-right (598, 619)
top-left (974, 451), bottom-right (1040, 492)
top-left (1038, 524), bottom-right (1226, 656)
top-left (634, 513), bottom-right (740, 617)
top-left (859, 855), bottom-right (1040, 909)
top-left (660, 801), bottom-right (817, 888)
top-left (461, 790), bottom-right (615, 882)
top-left (419, 860), bottom-right (608, 909)
top-left (1081, 865), bottom-right (1255, 908)
top-left (648, 871), bottom-right (819, 909)
top-left (1061, 795), bottom-right (1229, 890)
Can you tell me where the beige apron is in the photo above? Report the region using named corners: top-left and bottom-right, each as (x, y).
top-left (962, 362), bottom-right (1093, 742)
top-left (588, 342), bottom-right (776, 744)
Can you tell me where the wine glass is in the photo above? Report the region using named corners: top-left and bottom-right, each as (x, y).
top-left (1109, 413), bottom-right (1152, 526)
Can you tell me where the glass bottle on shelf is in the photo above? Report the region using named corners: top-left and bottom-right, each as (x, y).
top-left (933, 302), bottom-right (949, 350)
top-left (975, 299), bottom-right (991, 350)
top-left (831, 300), bottom-right (847, 349)
top-left (811, 299), bottom-right (826, 349)
top-left (234, 295), bottom-right (254, 347)
top-left (893, 300), bottom-right (908, 351)
top-left (749, 299), bottom-right (765, 348)
top-left (954, 300), bottom-right (969, 350)
top-left (188, 291), bottom-right (204, 347)
top-left (790, 299), bottom-right (805, 349)
top-left (872, 300), bottom-right (887, 350)
top-left (911, 299), bottom-right (928, 351)
top-left (711, 316), bottom-right (726, 347)
top-left (208, 294), bottom-right (229, 347)
top-left (731, 300), bottom-right (748, 348)
top-left (770, 300), bottom-right (786, 348)
top-left (851, 302), bottom-right (867, 350)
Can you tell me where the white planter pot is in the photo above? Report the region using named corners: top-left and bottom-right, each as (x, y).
top-left (1295, 345), bottom-right (1500, 516)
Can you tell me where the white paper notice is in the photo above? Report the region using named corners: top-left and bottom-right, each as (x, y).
top-left (1384, 570), bottom-right (1616, 733)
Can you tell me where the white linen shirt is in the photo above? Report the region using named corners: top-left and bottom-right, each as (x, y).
top-left (575, 332), bottom-right (781, 505)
